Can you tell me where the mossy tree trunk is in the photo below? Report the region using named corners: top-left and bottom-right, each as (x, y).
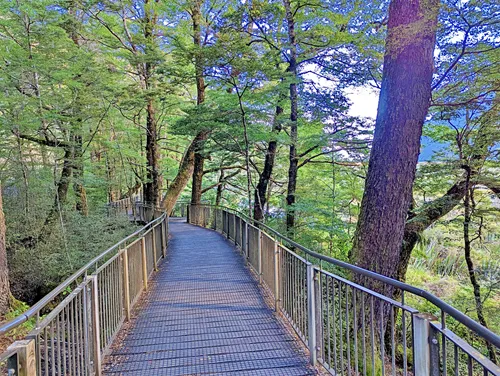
top-left (190, 0), bottom-right (209, 206)
top-left (0, 183), bottom-right (11, 315)
top-left (161, 130), bottom-right (207, 214)
top-left (283, 0), bottom-right (299, 235)
top-left (143, 0), bottom-right (160, 206)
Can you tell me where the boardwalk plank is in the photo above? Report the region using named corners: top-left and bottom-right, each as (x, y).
top-left (104, 219), bottom-right (314, 375)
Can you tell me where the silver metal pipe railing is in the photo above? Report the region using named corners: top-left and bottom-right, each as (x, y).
top-left (187, 203), bottom-right (500, 376)
top-left (0, 203), bottom-right (169, 376)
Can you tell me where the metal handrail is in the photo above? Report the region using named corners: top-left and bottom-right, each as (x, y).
top-left (0, 204), bottom-right (165, 336)
top-left (192, 203), bottom-right (500, 348)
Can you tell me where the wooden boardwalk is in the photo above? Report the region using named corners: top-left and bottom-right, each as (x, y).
top-left (103, 219), bottom-right (315, 375)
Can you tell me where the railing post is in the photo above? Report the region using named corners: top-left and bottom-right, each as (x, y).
top-left (225, 212), bottom-right (229, 239)
top-left (152, 226), bottom-right (158, 271)
top-left (307, 263), bottom-right (317, 366)
top-left (89, 275), bottom-right (102, 376)
top-left (214, 208), bottom-right (217, 231)
top-left (161, 219), bottom-right (167, 258)
top-left (258, 230), bottom-right (262, 284)
top-left (82, 280), bottom-right (91, 372)
top-left (413, 313), bottom-right (439, 376)
top-left (7, 339), bottom-right (36, 376)
top-left (273, 241), bottom-right (280, 312)
top-left (240, 218), bottom-right (243, 248)
top-left (245, 222), bottom-right (249, 261)
top-left (429, 323), bottom-right (441, 376)
top-left (166, 215), bottom-right (169, 249)
top-left (122, 248), bottom-right (131, 321)
top-left (314, 270), bottom-right (323, 362)
top-left (233, 214), bottom-right (236, 243)
top-left (141, 237), bottom-right (148, 290)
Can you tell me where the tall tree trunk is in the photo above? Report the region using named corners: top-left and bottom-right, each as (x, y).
top-left (161, 130), bottom-right (207, 214)
top-left (215, 169), bottom-right (225, 206)
top-left (144, 98), bottom-right (159, 205)
top-left (0, 183), bottom-right (11, 315)
top-left (143, 0), bottom-right (160, 206)
top-left (65, 5), bottom-right (88, 215)
top-left (253, 105), bottom-right (283, 221)
top-left (463, 168), bottom-right (497, 364)
top-left (73, 134), bottom-right (88, 215)
top-left (40, 145), bottom-right (74, 240)
top-left (105, 153), bottom-right (119, 202)
top-left (283, 0), bottom-right (299, 235)
top-left (350, 0), bottom-right (439, 290)
top-left (17, 136), bottom-right (30, 215)
top-left (190, 0), bottom-right (208, 206)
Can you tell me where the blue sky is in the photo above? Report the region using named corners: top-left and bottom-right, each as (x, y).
top-left (348, 87), bottom-right (441, 162)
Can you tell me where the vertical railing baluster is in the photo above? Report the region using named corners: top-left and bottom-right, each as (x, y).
top-left (258, 230), bottom-right (262, 285)
top-left (141, 237), bottom-right (148, 290)
top-left (307, 263), bottom-right (317, 366)
top-left (273, 241), bottom-right (280, 312)
top-left (315, 271), bottom-right (324, 363)
top-left (152, 226), bottom-right (158, 271)
top-left (122, 248), bottom-right (131, 321)
top-left (89, 276), bottom-right (102, 376)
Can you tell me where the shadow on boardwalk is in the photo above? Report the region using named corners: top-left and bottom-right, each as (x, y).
top-left (103, 219), bottom-right (316, 375)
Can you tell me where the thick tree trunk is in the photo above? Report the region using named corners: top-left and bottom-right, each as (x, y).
top-left (40, 146), bottom-right (74, 240)
top-left (161, 130), bottom-right (207, 214)
top-left (144, 98), bottom-right (159, 205)
top-left (143, 0), bottom-right (160, 206)
top-left (73, 134), bottom-right (88, 215)
top-left (0, 183), bottom-right (11, 315)
top-left (190, 0), bottom-right (208, 206)
top-left (283, 0), bottom-right (298, 235)
top-left (191, 145), bottom-right (207, 205)
top-left (350, 0), bottom-right (439, 290)
top-left (66, 6), bottom-right (88, 215)
top-left (105, 153), bottom-right (119, 202)
top-left (215, 169), bottom-right (225, 206)
top-left (253, 105), bottom-right (283, 221)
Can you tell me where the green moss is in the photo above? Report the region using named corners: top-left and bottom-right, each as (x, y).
top-left (4, 297), bottom-right (35, 337)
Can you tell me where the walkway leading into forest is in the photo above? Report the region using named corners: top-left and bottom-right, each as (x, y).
top-left (102, 218), bottom-right (315, 376)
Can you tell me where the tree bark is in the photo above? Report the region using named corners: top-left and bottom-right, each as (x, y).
top-left (144, 98), bottom-right (159, 205)
top-left (40, 145), bottom-right (74, 239)
top-left (253, 105), bottom-right (283, 221)
top-left (161, 130), bottom-right (207, 214)
top-left (190, 0), bottom-right (208, 206)
top-left (17, 134), bottom-right (74, 241)
top-left (215, 169), bottom-right (225, 206)
top-left (143, 0), bottom-right (160, 206)
top-left (0, 183), bottom-right (11, 315)
top-left (283, 0), bottom-right (299, 235)
top-left (463, 168), bottom-right (497, 363)
top-left (73, 134), bottom-right (88, 215)
top-left (350, 0), bottom-right (439, 290)
top-left (66, 4), bottom-right (88, 215)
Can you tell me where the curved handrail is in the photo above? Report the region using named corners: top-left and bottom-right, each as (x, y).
top-left (0, 207), bottom-right (166, 336)
top-left (195, 204), bottom-right (500, 348)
